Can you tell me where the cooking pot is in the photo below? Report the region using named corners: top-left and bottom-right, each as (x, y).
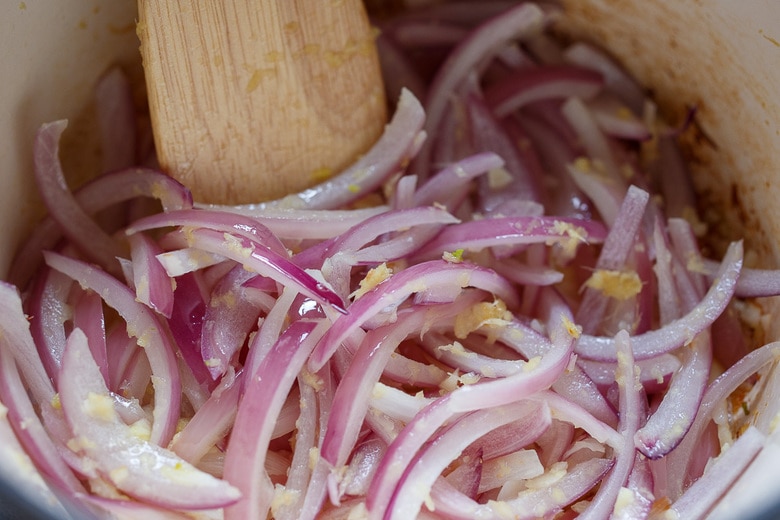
top-left (1, 1), bottom-right (779, 518)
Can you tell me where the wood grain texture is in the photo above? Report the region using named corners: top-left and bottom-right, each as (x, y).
top-left (138, 0), bottom-right (387, 204)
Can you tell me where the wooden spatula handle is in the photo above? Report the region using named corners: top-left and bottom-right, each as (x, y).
top-left (138, 0), bottom-right (387, 205)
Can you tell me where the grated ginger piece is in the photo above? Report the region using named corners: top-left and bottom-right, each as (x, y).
top-left (454, 299), bottom-right (513, 339)
top-left (584, 269), bottom-right (643, 300)
top-left (350, 263), bottom-right (392, 300)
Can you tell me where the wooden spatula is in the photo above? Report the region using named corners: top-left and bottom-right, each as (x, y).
top-left (137, 0), bottom-right (387, 205)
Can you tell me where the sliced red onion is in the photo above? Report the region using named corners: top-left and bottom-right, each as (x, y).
top-left (652, 221), bottom-right (684, 324)
top-left (315, 206), bottom-right (459, 298)
top-left (10, 166), bottom-right (192, 289)
top-left (165, 271), bottom-right (214, 387)
top-left (575, 241), bottom-right (742, 361)
top-left (94, 67), bottom-right (137, 172)
top-left (0, 340), bottom-right (83, 494)
top-left (0, 282), bottom-right (58, 407)
top-left (667, 340), bottom-right (780, 496)
top-left (72, 289), bottom-right (109, 385)
top-left (369, 382), bottom-right (434, 423)
top-left (567, 163), bottom-right (624, 228)
top-left (653, 136), bottom-right (699, 222)
top-left (222, 320), bottom-right (324, 520)
top-left (485, 65), bottom-right (603, 118)
top-left (477, 449), bottom-right (544, 493)
top-left (27, 268), bottom-right (72, 385)
top-left (200, 265), bottom-right (265, 379)
top-left (272, 372), bottom-right (319, 519)
top-left (321, 299), bottom-right (477, 471)
top-left (578, 330), bottom-right (642, 519)
top-left (367, 288), bottom-right (577, 517)
top-left (309, 260), bottom-right (519, 370)
top-left (533, 390), bottom-right (622, 450)
top-left (34, 121), bottom-right (124, 273)
top-left (127, 208), bottom-right (288, 257)
top-left (197, 206), bottom-right (391, 241)
top-left (671, 425), bottom-right (765, 519)
top-left (156, 247), bottom-right (227, 277)
top-left (552, 366), bottom-right (619, 427)
top-left (578, 354), bottom-right (681, 393)
top-left (587, 93), bottom-right (652, 141)
top-left (466, 92), bottom-right (542, 209)
top-left (515, 111), bottom-right (588, 218)
top-left (387, 399), bottom-right (549, 519)
top-left (105, 323), bottom-right (138, 394)
top-left (414, 215), bottom-right (606, 260)
top-left (491, 256), bottom-right (563, 286)
top-left (298, 365), bottom-right (338, 520)
top-left (611, 454), bottom-right (655, 520)
top-left (340, 437), bottom-right (387, 499)
top-left (703, 428), bottom-right (780, 520)
top-left (128, 233), bottom-right (175, 318)
top-left (421, 332), bottom-right (525, 378)
top-left (635, 331), bottom-right (711, 460)
top-left (59, 328), bottom-right (240, 509)
top-left (562, 42), bottom-right (646, 114)
top-left (561, 96), bottom-right (622, 182)
top-left (667, 218), bottom-right (708, 298)
top-left (43, 252), bottom-right (181, 446)
top-left (574, 185), bottom-right (649, 334)
top-left (702, 258), bottom-right (780, 298)
top-left (432, 456), bottom-right (613, 520)
top-left (243, 287), bottom-right (298, 380)
top-left (413, 152), bottom-right (505, 209)
top-left (325, 206), bottom-right (459, 261)
top-left (184, 228), bottom-right (346, 314)
top-left (5, 2), bottom-right (776, 517)
top-left (412, 2), bottom-right (546, 176)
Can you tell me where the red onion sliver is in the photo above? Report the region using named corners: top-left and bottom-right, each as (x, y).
top-left (578, 330), bottom-right (642, 519)
top-left (321, 298), bottom-right (478, 470)
top-left (366, 288), bottom-right (577, 517)
top-left (388, 400), bottom-right (549, 519)
top-left (34, 121), bottom-right (124, 273)
top-left (575, 241), bottom-right (743, 361)
top-left (94, 67), bottom-right (137, 172)
top-left (128, 233), bottom-right (175, 318)
top-left (10, 166), bottom-right (192, 289)
top-left (309, 260), bottom-right (519, 370)
top-left (223, 320), bottom-right (324, 520)
top-left (59, 328), bottom-right (240, 509)
top-left (0, 342), bottom-right (83, 494)
top-left (43, 252), bottom-right (181, 447)
top-left (634, 332), bottom-right (711, 459)
top-left (127, 208), bottom-right (289, 257)
top-left (413, 3), bottom-right (545, 176)
top-left (415, 215), bottom-right (606, 260)
top-left (485, 65), bottom-right (603, 117)
top-left (72, 289), bottom-right (109, 385)
top-left (184, 228), bottom-right (346, 313)
top-left (671, 425), bottom-right (765, 519)
top-left (200, 265), bottom-right (265, 379)
top-left (170, 370), bottom-right (242, 465)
